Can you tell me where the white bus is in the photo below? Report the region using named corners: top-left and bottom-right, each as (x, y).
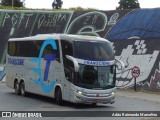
top-left (6, 34), bottom-right (124, 105)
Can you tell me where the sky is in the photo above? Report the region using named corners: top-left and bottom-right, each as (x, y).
top-left (25, 0), bottom-right (160, 10)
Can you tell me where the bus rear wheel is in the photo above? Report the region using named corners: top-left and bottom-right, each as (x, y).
top-left (20, 81), bottom-right (26, 96)
top-left (14, 80), bottom-right (20, 95)
top-left (55, 88), bottom-right (63, 105)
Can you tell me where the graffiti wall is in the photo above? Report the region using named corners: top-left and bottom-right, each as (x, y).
top-left (0, 9), bottom-right (159, 91)
top-left (105, 9), bottom-right (160, 90)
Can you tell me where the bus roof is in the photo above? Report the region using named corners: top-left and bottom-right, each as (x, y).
top-left (9, 34), bottom-right (108, 42)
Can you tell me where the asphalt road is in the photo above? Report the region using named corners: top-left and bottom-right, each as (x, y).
top-left (0, 83), bottom-right (160, 120)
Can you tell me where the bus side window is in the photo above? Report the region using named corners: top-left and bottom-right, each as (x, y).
top-left (8, 41), bottom-right (19, 56)
top-left (61, 40), bottom-right (74, 82)
top-left (41, 40), bottom-right (60, 62)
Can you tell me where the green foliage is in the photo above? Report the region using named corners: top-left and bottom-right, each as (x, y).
top-left (0, 5), bottom-right (26, 10)
top-left (117, 0), bottom-right (140, 10)
top-left (67, 7), bottom-right (98, 11)
top-left (0, 6), bottom-right (98, 11)
top-left (0, 0), bottom-right (24, 7)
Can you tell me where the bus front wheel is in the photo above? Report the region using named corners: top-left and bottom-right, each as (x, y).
top-left (55, 88), bottom-right (63, 105)
top-left (14, 80), bottom-right (20, 95)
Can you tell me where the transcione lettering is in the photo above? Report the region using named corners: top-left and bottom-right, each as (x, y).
top-left (84, 60), bottom-right (109, 66)
top-left (8, 58), bottom-right (24, 66)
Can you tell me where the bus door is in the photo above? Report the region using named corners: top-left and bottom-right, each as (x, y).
top-left (61, 40), bottom-right (74, 101)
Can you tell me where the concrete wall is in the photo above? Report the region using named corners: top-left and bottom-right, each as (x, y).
top-left (0, 9), bottom-right (159, 91)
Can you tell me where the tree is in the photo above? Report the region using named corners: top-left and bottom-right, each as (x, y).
top-left (52, 0), bottom-right (63, 9)
top-left (117, 0), bottom-right (140, 10)
top-left (0, 0), bottom-right (24, 7)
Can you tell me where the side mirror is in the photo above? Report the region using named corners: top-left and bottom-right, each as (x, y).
top-left (66, 55), bottom-right (79, 72)
top-left (115, 59), bottom-right (125, 74)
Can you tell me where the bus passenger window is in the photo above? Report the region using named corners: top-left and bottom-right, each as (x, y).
top-left (8, 42), bottom-right (18, 56)
top-left (42, 40), bottom-right (60, 62)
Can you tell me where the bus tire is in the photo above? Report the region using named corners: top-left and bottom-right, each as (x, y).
top-left (14, 80), bottom-right (20, 95)
top-left (20, 81), bottom-right (26, 96)
top-left (55, 88), bottom-right (63, 105)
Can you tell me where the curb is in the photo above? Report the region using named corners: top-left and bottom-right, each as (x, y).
top-left (116, 90), bottom-right (160, 104)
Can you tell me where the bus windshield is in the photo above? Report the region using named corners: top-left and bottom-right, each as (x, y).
top-left (73, 40), bottom-right (115, 61)
top-left (73, 40), bottom-right (116, 89)
top-left (76, 65), bottom-right (116, 89)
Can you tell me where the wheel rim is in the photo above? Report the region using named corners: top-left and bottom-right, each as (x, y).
top-left (56, 91), bottom-right (60, 104)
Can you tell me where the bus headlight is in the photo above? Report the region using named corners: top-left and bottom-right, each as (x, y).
top-left (111, 92), bottom-right (115, 95)
top-left (78, 91), bottom-right (82, 95)
top-left (76, 90), bottom-right (86, 96)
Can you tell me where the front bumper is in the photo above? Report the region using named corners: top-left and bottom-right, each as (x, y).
top-left (73, 94), bottom-right (115, 104)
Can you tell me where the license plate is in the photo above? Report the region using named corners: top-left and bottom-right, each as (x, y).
top-left (95, 99), bottom-right (102, 103)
